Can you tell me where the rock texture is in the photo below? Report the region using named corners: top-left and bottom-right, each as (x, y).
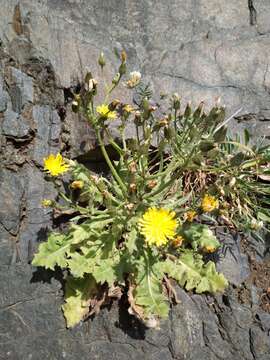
top-left (1, 1), bottom-right (270, 359)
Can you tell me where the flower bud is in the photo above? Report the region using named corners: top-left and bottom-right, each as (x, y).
top-left (158, 117), bottom-right (169, 127)
top-left (250, 218), bottom-right (263, 230)
top-left (121, 50), bottom-right (127, 63)
top-left (72, 100), bottom-right (79, 113)
top-left (128, 161), bottom-right (137, 173)
top-left (164, 126), bottom-right (174, 140)
top-left (193, 102), bottom-right (204, 120)
top-left (134, 111), bottom-right (142, 125)
top-left (147, 180), bottom-right (157, 189)
top-left (108, 99), bottom-right (120, 111)
top-left (171, 93), bottom-right (180, 110)
top-left (112, 72), bottom-right (121, 85)
top-left (185, 210), bottom-right (197, 222)
top-left (88, 78), bottom-right (98, 92)
top-left (123, 104), bottom-right (134, 113)
top-left (172, 236), bottom-right (184, 248)
top-left (125, 203), bottom-right (135, 211)
top-left (184, 101), bottom-right (192, 118)
top-left (41, 199), bottom-right (53, 207)
top-left (119, 62), bottom-right (127, 76)
top-left (98, 52), bottom-right (106, 68)
top-left (129, 183), bottom-right (137, 192)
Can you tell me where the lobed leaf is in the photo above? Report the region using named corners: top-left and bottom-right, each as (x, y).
top-left (162, 252), bottom-right (228, 294)
top-left (32, 233), bottom-right (70, 270)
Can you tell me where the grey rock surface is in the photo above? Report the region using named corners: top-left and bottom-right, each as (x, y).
top-left (1, 1), bottom-right (270, 359)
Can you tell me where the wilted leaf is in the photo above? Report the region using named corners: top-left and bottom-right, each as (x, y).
top-left (62, 275), bottom-right (97, 328)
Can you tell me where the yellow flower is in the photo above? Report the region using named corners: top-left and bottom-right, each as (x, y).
top-left (123, 104), bottom-right (134, 113)
top-left (185, 210), bottom-right (197, 222)
top-left (41, 199), bottom-right (53, 207)
top-left (139, 207), bottom-right (178, 247)
top-left (44, 153), bottom-right (69, 176)
top-left (96, 104), bottom-right (117, 119)
top-left (201, 195), bottom-right (219, 213)
top-left (203, 245), bottom-right (216, 253)
top-left (70, 180), bottom-right (84, 190)
top-left (172, 235), bottom-right (184, 248)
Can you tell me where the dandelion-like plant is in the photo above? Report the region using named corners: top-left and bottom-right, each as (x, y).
top-left (33, 50), bottom-right (269, 329)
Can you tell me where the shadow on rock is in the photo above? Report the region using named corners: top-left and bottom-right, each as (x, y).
top-left (115, 293), bottom-right (147, 340)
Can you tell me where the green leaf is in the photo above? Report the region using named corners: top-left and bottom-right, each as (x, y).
top-left (32, 233), bottom-right (70, 270)
top-left (162, 252), bottom-right (228, 294)
top-left (92, 257), bottom-right (120, 286)
top-left (213, 126), bottom-right (227, 142)
top-left (67, 252), bottom-right (96, 278)
top-left (70, 224), bottom-right (92, 244)
top-left (62, 275), bottom-right (97, 328)
top-left (125, 228), bottom-right (138, 254)
top-left (133, 253), bottom-right (169, 319)
top-left (182, 224), bottom-right (220, 252)
top-left (258, 211), bottom-right (270, 223)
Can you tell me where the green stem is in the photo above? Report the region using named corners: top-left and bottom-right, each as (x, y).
top-left (96, 129), bottom-right (127, 196)
top-left (104, 128), bottom-right (124, 155)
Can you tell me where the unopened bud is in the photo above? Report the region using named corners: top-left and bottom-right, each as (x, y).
top-left (121, 50), bottom-right (127, 63)
top-left (72, 100), bottom-right (79, 113)
top-left (90, 175), bottom-right (99, 184)
top-left (129, 161), bottom-right (137, 173)
top-left (184, 102), bottom-right (192, 118)
top-left (158, 117), bottom-right (169, 127)
top-left (112, 72), bottom-right (121, 85)
top-left (134, 111), bottom-right (142, 125)
top-left (125, 203), bottom-right (135, 211)
top-left (108, 99), bottom-right (120, 111)
top-left (172, 236), bottom-right (184, 248)
top-left (250, 218), bottom-right (263, 230)
top-left (88, 78), bottom-right (98, 91)
top-left (164, 126), bottom-right (174, 140)
top-left (119, 62), bottom-right (127, 76)
top-left (219, 187), bottom-right (225, 196)
top-left (147, 180), bottom-right (157, 189)
top-left (129, 183), bottom-right (136, 192)
top-left (98, 52), bottom-right (106, 68)
top-left (102, 190), bottom-right (110, 199)
top-left (123, 104), bottom-right (134, 113)
top-left (172, 93), bottom-right (180, 110)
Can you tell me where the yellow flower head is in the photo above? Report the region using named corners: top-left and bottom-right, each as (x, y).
top-left (201, 194), bottom-right (219, 213)
top-left (41, 199), bottom-right (53, 207)
top-left (172, 235), bottom-right (184, 248)
top-left (96, 104), bottom-right (117, 119)
top-left (203, 245), bottom-right (216, 253)
top-left (70, 180), bottom-right (84, 190)
top-left (123, 104), bottom-right (134, 113)
top-left (44, 153), bottom-right (69, 177)
top-left (185, 210), bottom-right (197, 222)
top-left (139, 207), bottom-right (178, 247)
